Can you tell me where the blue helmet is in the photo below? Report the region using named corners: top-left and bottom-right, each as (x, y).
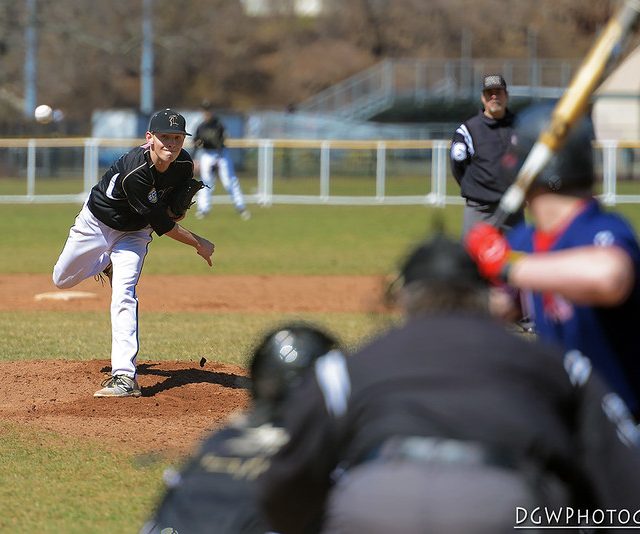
top-left (503, 102), bottom-right (595, 194)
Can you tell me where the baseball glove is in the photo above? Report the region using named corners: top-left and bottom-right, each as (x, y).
top-left (168, 178), bottom-right (206, 219)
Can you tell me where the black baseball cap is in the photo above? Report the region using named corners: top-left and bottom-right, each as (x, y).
top-left (400, 234), bottom-right (486, 289)
top-left (148, 109), bottom-right (191, 136)
top-left (482, 74), bottom-right (507, 92)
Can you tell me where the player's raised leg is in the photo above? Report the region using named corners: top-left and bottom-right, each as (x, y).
top-left (53, 205), bottom-right (112, 289)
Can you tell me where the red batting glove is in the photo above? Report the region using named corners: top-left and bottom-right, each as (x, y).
top-left (464, 223), bottom-right (512, 281)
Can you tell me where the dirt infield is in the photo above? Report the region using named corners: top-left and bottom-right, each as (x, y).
top-left (0, 358), bottom-right (251, 457)
top-left (0, 274), bottom-right (387, 456)
top-left (1, 273), bottom-right (388, 313)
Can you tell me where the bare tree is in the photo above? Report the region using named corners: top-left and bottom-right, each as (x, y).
top-left (0, 0), bottom-right (628, 124)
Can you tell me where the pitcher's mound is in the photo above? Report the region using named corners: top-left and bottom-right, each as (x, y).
top-left (0, 359), bottom-right (251, 457)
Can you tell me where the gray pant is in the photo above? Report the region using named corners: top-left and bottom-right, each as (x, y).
top-left (322, 461), bottom-right (563, 534)
top-left (462, 200), bottom-right (525, 238)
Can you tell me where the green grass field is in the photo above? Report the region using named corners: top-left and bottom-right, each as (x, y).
top-left (0, 203), bottom-right (464, 274)
top-left (1, 200), bottom-right (639, 533)
top-left (0, 202), bottom-right (455, 533)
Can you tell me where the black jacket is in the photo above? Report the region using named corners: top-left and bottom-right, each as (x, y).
top-left (195, 117), bottom-right (226, 151)
top-left (450, 110), bottom-right (515, 203)
top-left (88, 145), bottom-right (193, 236)
top-left (260, 313), bottom-right (640, 534)
top-left (144, 411), bottom-right (286, 534)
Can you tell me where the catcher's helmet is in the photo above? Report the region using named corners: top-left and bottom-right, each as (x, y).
top-left (503, 102), bottom-right (595, 194)
top-left (399, 233), bottom-right (485, 290)
top-left (250, 322), bottom-right (339, 405)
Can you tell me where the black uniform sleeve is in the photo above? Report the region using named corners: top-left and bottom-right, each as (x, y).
top-left (450, 123), bottom-right (471, 184)
top-left (567, 353), bottom-right (640, 509)
top-left (121, 171), bottom-right (176, 236)
top-left (259, 374), bottom-right (343, 534)
top-left (193, 123), bottom-right (204, 149)
top-left (218, 123), bottom-right (226, 149)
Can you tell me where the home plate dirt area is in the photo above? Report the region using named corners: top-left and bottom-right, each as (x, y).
top-left (0, 274), bottom-right (387, 456)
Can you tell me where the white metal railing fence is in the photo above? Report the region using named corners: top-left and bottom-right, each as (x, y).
top-left (0, 137), bottom-right (639, 206)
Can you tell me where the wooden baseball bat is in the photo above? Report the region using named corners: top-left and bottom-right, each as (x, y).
top-left (495, 0), bottom-right (640, 226)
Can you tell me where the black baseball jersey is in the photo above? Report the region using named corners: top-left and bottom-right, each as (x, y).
top-left (194, 117), bottom-right (225, 150)
top-left (260, 314), bottom-right (640, 534)
top-left (87, 144), bottom-right (194, 236)
top-left (143, 412), bottom-right (286, 534)
top-left (450, 110), bottom-right (515, 203)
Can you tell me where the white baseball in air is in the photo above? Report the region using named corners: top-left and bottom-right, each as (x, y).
top-left (34, 104), bottom-right (53, 124)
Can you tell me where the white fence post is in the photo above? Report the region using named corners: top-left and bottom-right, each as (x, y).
top-left (376, 141), bottom-right (386, 202)
top-left (27, 139), bottom-right (36, 198)
top-left (84, 138), bottom-right (98, 196)
top-left (320, 141), bottom-right (331, 201)
top-left (601, 140), bottom-right (618, 206)
top-left (431, 141), bottom-right (448, 206)
top-left (257, 140), bottom-right (273, 206)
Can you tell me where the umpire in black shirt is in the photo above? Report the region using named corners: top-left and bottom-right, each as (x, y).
top-left (450, 74), bottom-right (524, 236)
top-left (259, 234), bottom-right (640, 534)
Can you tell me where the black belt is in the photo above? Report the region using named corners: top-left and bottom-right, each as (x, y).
top-left (465, 198), bottom-right (499, 207)
top-left (360, 436), bottom-right (521, 471)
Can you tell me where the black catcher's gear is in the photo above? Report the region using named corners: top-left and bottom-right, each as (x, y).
top-left (400, 233), bottom-right (486, 290)
top-left (250, 323), bottom-right (339, 405)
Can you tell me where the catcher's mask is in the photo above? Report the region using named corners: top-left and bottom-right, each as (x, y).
top-left (250, 322), bottom-right (339, 406)
top-left (502, 101), bottom-right (595, 195)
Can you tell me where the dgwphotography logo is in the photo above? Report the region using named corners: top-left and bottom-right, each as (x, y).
top-left (515, 507), bottom-right (640, 530)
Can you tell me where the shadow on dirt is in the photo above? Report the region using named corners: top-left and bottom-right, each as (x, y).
top-left (100, 363), bottom-right (252, 397)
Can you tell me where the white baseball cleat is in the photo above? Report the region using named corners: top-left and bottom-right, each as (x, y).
top-left (94, 375), bottom-right (141, 397)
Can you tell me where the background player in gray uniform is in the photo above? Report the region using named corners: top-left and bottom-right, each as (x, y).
top-left (53, 109), bottom-right (215, 397)
top-left (194, 100), bottom-right (250, 220)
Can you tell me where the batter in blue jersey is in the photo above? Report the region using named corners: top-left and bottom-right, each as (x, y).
top-left (508, 199), bottom-right (640, 413)
top-left (465, 103), bottom-right (640, 417)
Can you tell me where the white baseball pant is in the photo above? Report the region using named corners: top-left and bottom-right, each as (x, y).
top-left (196, 148), bottom-right (246, 215)
top-left (52, 204), bottom-right (152, 378)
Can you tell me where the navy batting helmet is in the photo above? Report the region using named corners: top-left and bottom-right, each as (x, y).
top-left (250, 322), bottom-right (339, 405)
top-left (502, 102), bottom-right (595, 194)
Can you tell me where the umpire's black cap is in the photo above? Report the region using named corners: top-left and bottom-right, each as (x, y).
top-left (482, 74), bottom-right (507, 92)
top-left (148, 109), bottom-right (191, 136)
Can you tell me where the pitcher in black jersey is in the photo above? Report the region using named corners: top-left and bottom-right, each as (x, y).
top-left (53, 109), bottom-right (215, 397)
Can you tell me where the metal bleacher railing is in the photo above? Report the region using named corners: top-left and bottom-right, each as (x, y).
top-left (0, 137), bottom-right (639, 207)
top-left (296, 58), bottom-right (578, 120)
